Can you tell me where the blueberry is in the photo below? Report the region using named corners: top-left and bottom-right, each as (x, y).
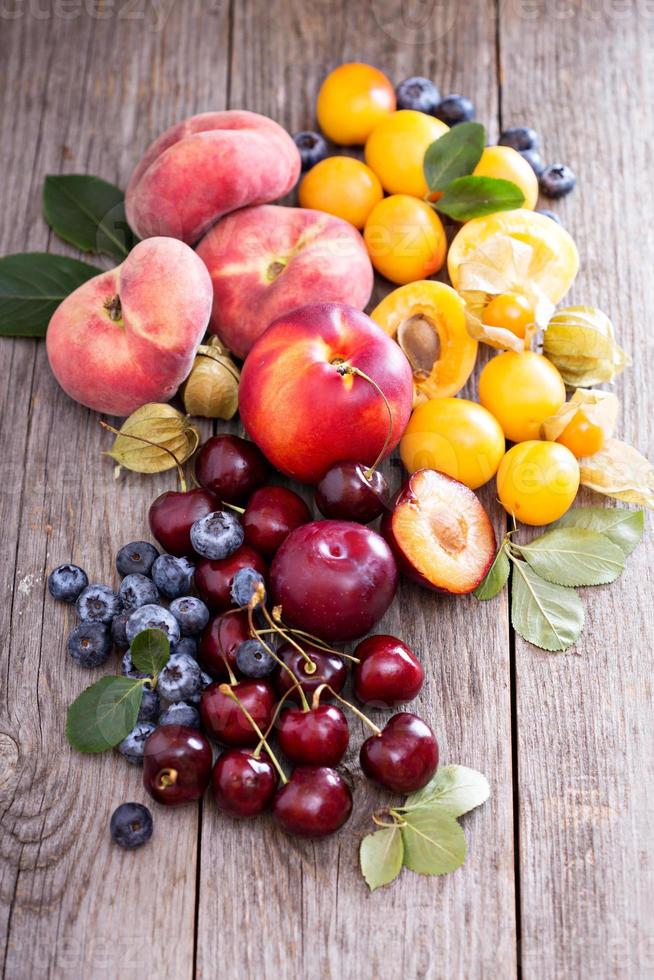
top-left (119, 573), bottom-right (160, 611)
top-left (171, 636), bottom-right (198, 659)
top-left (200, 670), bottom-right (212, 689)
top-left (48, 563), bottom-right (88, 603)
top-left (157, 653), bottom-right (202, 703)
top-left (117, 723), bottom-right (156, 765)
top-left (293, 130), bottom-right (328, 171)
top-left (230, 567), bottom-right (266, 607)
top-left (137, 687), bottom-right (160, 724)
top-left (111, 611), bottom-right (130, 650)
top-left (539, 163), bottom-right (576, 198)
top-left (519, 147), bottom-right (545, 175)
top-left (235, 638), bottom-right (276, 678)
top-left (158, 702), bottom-right (201, 729)
top-left (76, 584), bottom-right (122, 624)
top-left (116, 540), bottom-right (159, 577)
top-left (190, 511), bottom-right (244, 561)
top-left (126, 604), bottom-right (181, 647)
top-left (395, 76), bottom-right (441, 114)
top-left (121, 650), bottom-right (151, 681)
top-left (536, 208), bottom-right (562, 225)
top-left (151, 555), bottom-right (195, 600)
top-left (110, 802), bottom-right (153, 849)
top-left (499, 126), bottom-right (539, 152)
top-left (67, 622), bottom-right (112, 668)
top-left (434, 94), bottom-right (475, 125)
top-left (170, 596), bottom-right (210, 636)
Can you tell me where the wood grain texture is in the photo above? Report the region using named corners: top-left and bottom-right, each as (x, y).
top-left (499, 4), bottom-right (654, 977)
top-left (195, 3), bottom-right (516, 979)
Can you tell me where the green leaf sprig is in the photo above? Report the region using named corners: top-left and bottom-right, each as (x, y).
top-left (0, 252), bottom-right (102, 338)
top-left (474, 506), bottom-right (645, 652)
top-left (360, 765), bottom-right (490, 891)
top-left (423, 122), bottom-right (525, 221)
top-left (66, 628), bottom-right (170, 753)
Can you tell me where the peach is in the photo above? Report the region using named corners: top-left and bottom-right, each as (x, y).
top-left (195, 205), bottom-right (374, 359)
top-left (239, 303), bottom-right (414, 484)
top-left (46, 237), bottom-right (212, 415)
top-left (125, 111), bottom-right (301, 245)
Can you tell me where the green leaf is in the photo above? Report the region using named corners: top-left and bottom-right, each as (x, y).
top-left (359, 826), bottom-right (404, 891)
top-left (401, 807), bottom-right (467, 876)
top-left (510, 558), bottom-right (584, 652)
top-left (553, 506), bottom-right (644, 557)
top-left (0, 252), bottom-right (102, 338)
top-left (423, 122), bottom-right (486, 192)
top-left (403, 765), bottom-right (491, 816)
top-left (130, 628), bottom-right (170, 675)
top-left (434, 175), bottom-right (525, 221)
top-left (43, 174), bottom-right (137, 260)
top-left (515, 528), bottom-right (625, 587)
top-left (66, 676), bottom-right (145, 753)
top-left (474, 542), bottom-right (510, 600)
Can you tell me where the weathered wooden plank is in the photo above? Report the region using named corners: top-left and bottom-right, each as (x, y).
top-left (0, 4), bottom-right (229, 976)
top-left (195, 3), bottom-right (516, 979)
top-left (499, 6), bottom-right (654, 978)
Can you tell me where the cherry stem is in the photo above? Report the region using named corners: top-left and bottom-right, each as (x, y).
top-left (372, 809), bottom-right (406, 829)
top-left (247, 606), bottom-right (310, 711)
top-left (335, 363), bottom-right (393, 480)
top-left (259, 605), bottom-right (317, 675)
top-left (287, 628), bottom-right (359, 664)
top-left (99, 420), bottom-right (187, 492)
top-left (319, 685), bottom-right (382, 735)
top-left (254, 683), bottom-right (303, 756)
top-left (218, 684), bottom-right (287, 784)
top-left (221, 500), bottom-right (245, 515)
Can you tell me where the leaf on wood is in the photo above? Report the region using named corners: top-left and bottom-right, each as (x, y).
top-left (0, 252), bottom-right (102, 338)
top-left (66, 676), bottom-right (145, 753)
top-left (401, 807), bottom-right (467, 876)
top-left (423, 121), bottom-right (485, 192)
top-left (474, 544), bottom-right (510, 600)
top-left (404, 765), bottom-right (491, 816)
top-left (43, 174), bottom-right (138, 260)
top-left (515, 527), bottom-right (625, 587)
top-left (510, 558), bottom-right (584, 652)
top-left (553, 506), bottom-right (644, 556)
top-left (359, 826), bottom-right (404, 892)
top-left (434, 176), bottom-right (525, 221)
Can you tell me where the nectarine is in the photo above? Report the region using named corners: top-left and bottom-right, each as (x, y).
top-left (46, 237), bottom-right (212, 415)
top-left (239, 303), bottom-right (414, 484)
top-left (196, 205), bottom-right (374, 359)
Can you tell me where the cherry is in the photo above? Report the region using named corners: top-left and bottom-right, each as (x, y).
top-left (353, 634), bottom-right (424, 707)
top-left (314, 462), bottom-right (389, 523)
top-left (200, 680), bottom-right (276, 747)
top-left (198, 609), bottom-right (250, 680)
top-left (270, 521), bottom-right (398, 642)
top-left (360, 712), bottom-right (438, 794)
top-left (274, 642), bottom-right (347, 703)
top-left (211, 748), bottom-right (277, 817)
top-left (278, 704), bottom-right (349, 766)
top-left (243, 486), bottom-right (311, 557)
top-left (142, 725), bottom-right (212, 806)
top-left (195, 545), bottom-right (267, 612)
top-left (195, 434), bottom-right (271, 504)
top-left (272, 766), bottom-right (353, 838)
top-left (149, 488), bottom-right (218, 557)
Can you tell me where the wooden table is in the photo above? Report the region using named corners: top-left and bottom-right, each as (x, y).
top-left (1, 2), bottom-right (652, 977)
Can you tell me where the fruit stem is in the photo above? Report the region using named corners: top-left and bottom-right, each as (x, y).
top-left (99, 420), bottom-right (187, 491)
top-left (247, 606), bottom-right (310, 711)
top-left (221, 501), bottom-right (245, 515)
top-left (335, 364), bottom-right (393, 479)
top-left (218, 684), bottom-right (287, 784)
top-left (254, 684), bottom-right (303, 756)
top-left (372, 809), bottom-right (406, 829)
top-left (287, 628), bottom-right (359, 664)
top-left (259, 605), bottom-right (317, 675)
top-left (320, 685), bottom-right (382, 735)
top-left (156, 767), bottom-right (178, 790)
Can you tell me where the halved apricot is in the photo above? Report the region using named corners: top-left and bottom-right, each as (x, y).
top-left (370, 281), bottom-right (478, 402)
top-left (448, 208), bottom-right (579, 304)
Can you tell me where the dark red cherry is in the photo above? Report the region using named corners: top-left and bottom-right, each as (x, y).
top-left (353, 634), bottom-right (424, 707)
top-left (195, 434), bottom-right (270, 504)
top-left (142, 725), bottom-right (212, 806)
top-left (148, 488), bottom-right (218, 556)
top-left (273, 766), bottom-right (353, 838)
top-left (200, 680), bottom-right (276, 747)
top-left (198, 609), bottom-right (250, 680)
top-left (274, 642), bottom-right (347, 703)
top-left (360, 712), bottom-right (438, 794)
top-left (277, 704), bottom-right (349, 766)
top-left (243, 486), bottom-right (311, 557)
top-left (314, 462), bottom-right (389, 523)
top-left (211, 748), bottom-right (277, 817)
top-left (195, 545), bottom-right (267, 612)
